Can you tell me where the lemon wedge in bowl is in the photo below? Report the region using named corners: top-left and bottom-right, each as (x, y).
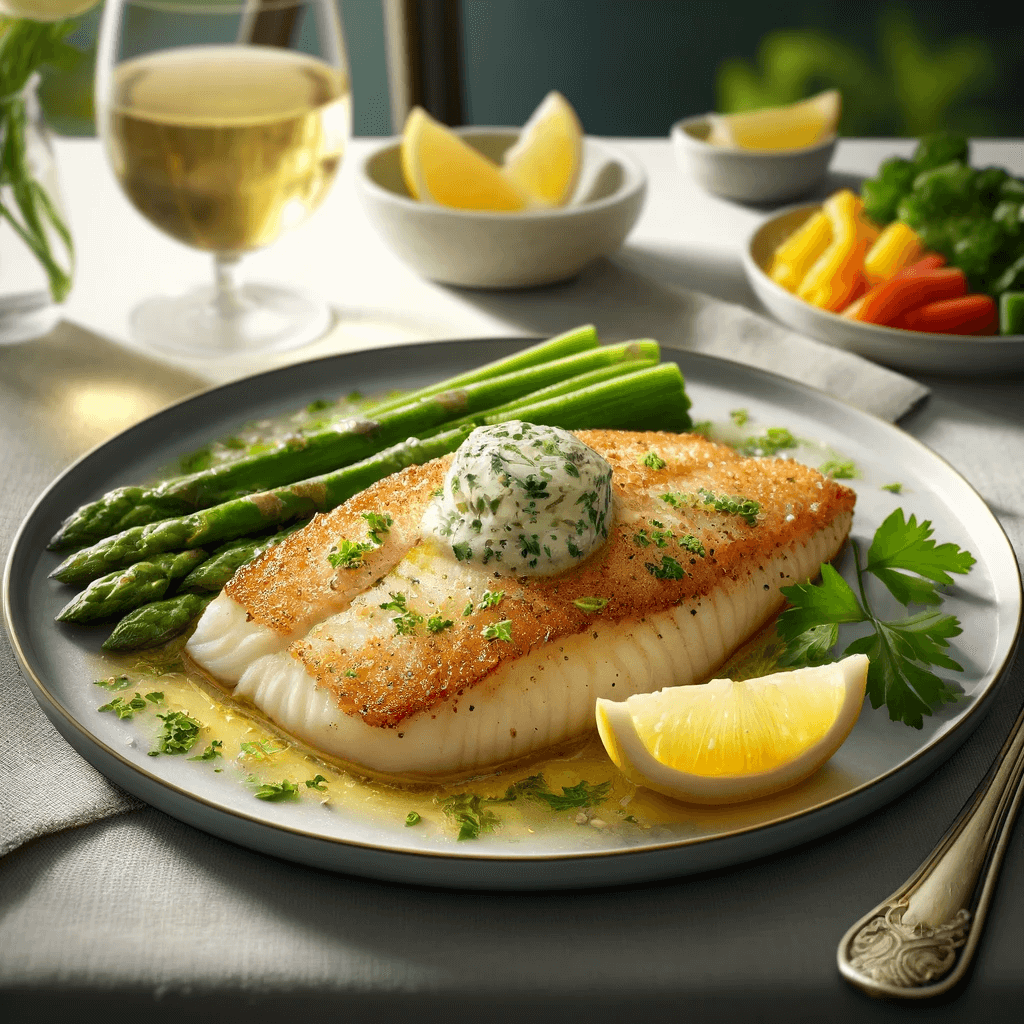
top-left (500, 90), bottom-right (584, 207)
top-left (400, 106), bottom-right (529, 211)
top-left (706, 89), bottom-right (841, 151)
top-left (596, 654), bottom-right (868, 804)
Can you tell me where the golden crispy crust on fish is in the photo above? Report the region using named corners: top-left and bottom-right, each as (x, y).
top-left (225, 460), bottom-right (446, 635)
top-left (276, 430), bottom-right (855, 728)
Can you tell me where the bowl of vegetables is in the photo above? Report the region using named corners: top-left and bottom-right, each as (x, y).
top-left (741, 133), bottom-right (1024, 375)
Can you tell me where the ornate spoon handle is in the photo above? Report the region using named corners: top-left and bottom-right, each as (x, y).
top-left (838, 698), bottom-right (1024, 999)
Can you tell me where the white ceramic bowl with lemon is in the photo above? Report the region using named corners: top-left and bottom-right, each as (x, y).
top-left (358, 94), bottom-right (647, 289)
top-left (672, 90), bottom-right (840, 203)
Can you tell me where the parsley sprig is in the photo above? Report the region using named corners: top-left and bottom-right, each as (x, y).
top-left (777, 509), bottom-right (975, 728)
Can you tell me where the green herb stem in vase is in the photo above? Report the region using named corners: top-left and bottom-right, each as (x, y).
top-left (0, 12), bottom-right (83, 340)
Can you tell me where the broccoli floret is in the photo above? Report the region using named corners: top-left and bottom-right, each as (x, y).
top-left (912, 219), bottom-right (957, 260)
top-left (912, 132), bottom-right (970, 171)
top-left (973, 167), bottom-right (1010, 211)
top-left (952, 219), bottom-right (1009, 291)
top-left (1000, 177), bottom-right (1024, 201)
top-left (861, 157), bottom-right (918, 226)
top-left (993, 200), bottom-right (1023, 236)
top-left (910, 162), bottom-right (980, 219)
top-left (994, 253), bottom-right (1024, 294)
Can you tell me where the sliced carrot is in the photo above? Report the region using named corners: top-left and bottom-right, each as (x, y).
top-left (846, 267), bottom-right (967, 325)
top-left (895, 294), bottom-right (998, 335)
top-left (898, 253), bottom-right (946, 276)
top-left (839, 254), bottom-right (948, 318)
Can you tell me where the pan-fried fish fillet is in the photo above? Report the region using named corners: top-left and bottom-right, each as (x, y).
top-left (187, 430), bottom-right (855, 776)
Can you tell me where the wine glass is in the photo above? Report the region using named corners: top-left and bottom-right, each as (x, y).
top-left (95, 0), bottom-right (351, 357)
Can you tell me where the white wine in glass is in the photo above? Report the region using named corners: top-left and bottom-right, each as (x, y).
top-left (96, 0), bottom-right (351, 356)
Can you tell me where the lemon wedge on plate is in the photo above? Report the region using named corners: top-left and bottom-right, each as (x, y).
top-left (595, 654), bottom-right (868, 804)
top-left (706, 89), bottom-right (841, 151)
top-left (500, 90), bottom-right (584, 207)
top-left (400, 106), bottom-right (529, 211)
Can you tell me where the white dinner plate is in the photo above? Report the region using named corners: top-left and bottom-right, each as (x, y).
top-left (5, 340), bottom-right (1021, 889)
top-left (743, 202), bottom-right (1024, 376)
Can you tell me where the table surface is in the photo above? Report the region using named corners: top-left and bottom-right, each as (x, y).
top-left (2, 135), bottom-right (1023, 1022)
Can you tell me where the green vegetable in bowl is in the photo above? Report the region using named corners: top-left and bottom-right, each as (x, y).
top-left (972, 166), bottom-right (1010, 209)
top-left (952, 219), bottom-right (1011, 292)
top-left (1000, 178), bottom-right (1024, 201)
top-left (994, 254), bottom-right (1024, 294)
top-left (911, 132), bottom-right (970, 172)
top-left (1000, 292), bottom-right (1024, 335)
top-left (861, 157), bottom-right (918, 226)
top-left (903, 162), bottom-right (980, 222)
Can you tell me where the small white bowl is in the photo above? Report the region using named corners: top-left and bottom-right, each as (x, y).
top-left (671, 114), bottom-right (836, 203)
top-left (742, 202), bottom-right (1024, 375)
top-left (356, 127), bottom-right (646, 290)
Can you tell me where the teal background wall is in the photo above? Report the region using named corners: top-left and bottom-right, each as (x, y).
top-left (38, 0), bottom-right (1024, 139)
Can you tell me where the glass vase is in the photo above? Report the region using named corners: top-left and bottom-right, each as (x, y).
top-left (0, 73), bottom-right (72, 344)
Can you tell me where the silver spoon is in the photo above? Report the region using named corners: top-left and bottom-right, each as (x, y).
top-left (837, 697), bottom-right (1024, 998)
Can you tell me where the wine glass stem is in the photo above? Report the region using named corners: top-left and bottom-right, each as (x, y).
top-left (214, 254), bottom-right (247, 317)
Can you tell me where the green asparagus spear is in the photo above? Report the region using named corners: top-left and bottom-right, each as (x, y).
top-left (426, 357), bottom-right (658, 436)
top-left (361, 323), bottom-right (597, 416)
top-left (179, 524), bottom-right (304, 591)
top-left (55, 549), bottom-right (207, 623)
top-left (484, 362), bottom-right (692, 432)
top-left (49, 338), bottom-right (648, 550)
top-left (52, 428), bottom-right (476, 586)
top-left (52, 360), bottom-right (690, 586)
top-left (102, 593), bottom-right (216, 651)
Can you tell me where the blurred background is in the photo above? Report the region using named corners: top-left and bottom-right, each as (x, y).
top-left (40, 0), bottom-right (1024, 139)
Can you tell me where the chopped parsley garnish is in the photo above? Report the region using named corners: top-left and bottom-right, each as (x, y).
top-left (305, 774), bottom-right (328, 791)
top-left (633, 529), bottom-right (651, 547)
top-left (529, 778), bottom-right (613, 811)
top-left (427, 613), bottom-right (455, 634)
top-left (380, 592), bottom-right (423, 635)
top-left (691, 420), bottom-right (713, 438)
top-left (361, 511), bottom-right (393, 544)
top-left (254, 780), bottom-right (299, 801)
top-left (95, 674), bottom-right (131, 691)
top-left (98, 693), bottom-right (147, 719)
top-left (344, 669), bottom-right (358, 678)
top-left (882, 482), bottom-right (904, 494)
top-left (188, 740), bottom-right (223, 762)
top-left (328, 539), bottom-right (373, 569)
top-left (150, 711), bottom-right (202, 756)
top-left (778, 509), bottom-right (975, 728)
top-left (145, 691), bottom-right (164, 704)
top-left (574, 596), bottom-right (609, 613)
top-left (241, 739), bottom-right (284, 760)
top-left (452, 541), bottom-right (473, 562)
top-left (730, 408), bottom-right (750, 427)
top-left (482, 619), bottom-right (513, 642)
top-left (645, 555), bottom-right (686, 580)
top-left (819, 456), bottom-right (858, 479)
top-left (641, 451), bottom-right (667, 470)
top-left (405, 811), bottom-right (422, 827)
top-left (736, 427), bottom-right (798, 458)
top-left (439, 774), bottom-right (612, 840)
top-left (462, 601), bottom-right (474, 617)
top-left (679, 534), bottom-right (706, 557)
top-left (697, 487), bottom-right (760, 526)
top-left (480, 589), bottom-right (504, 609)
top-left (306, 398), bottom-right (332, 413)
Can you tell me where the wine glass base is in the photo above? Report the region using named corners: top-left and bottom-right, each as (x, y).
top-left (129, 282), bottom-right (332, 358)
